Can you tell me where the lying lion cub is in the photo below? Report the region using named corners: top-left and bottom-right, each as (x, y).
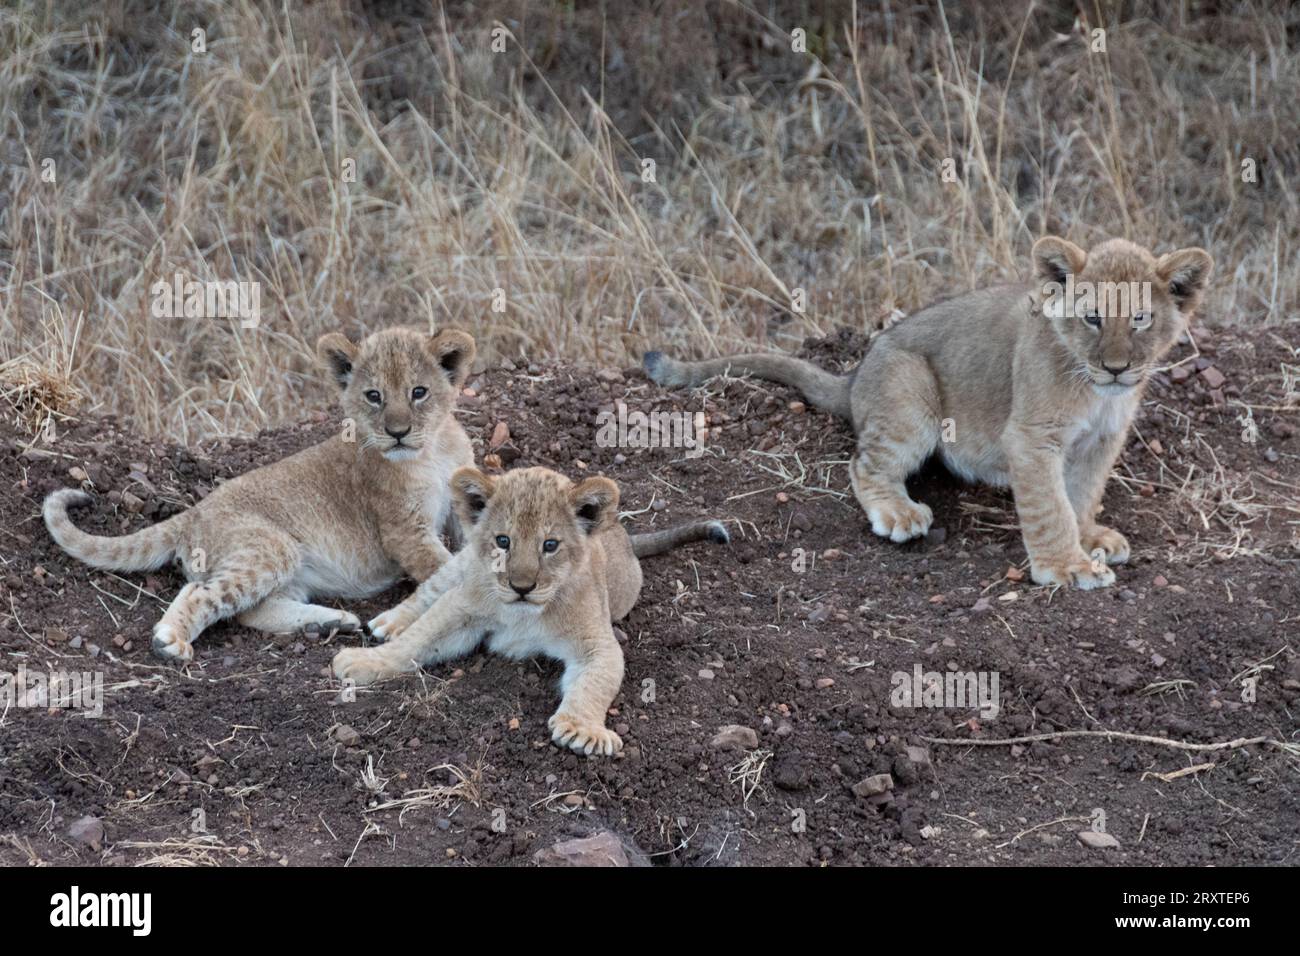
top-left (645, 237), bottom-right (1213, 589)
top-left (332, 466), bottom-right (729, 756)
top-left (44, 326), bottom-right (476, 661)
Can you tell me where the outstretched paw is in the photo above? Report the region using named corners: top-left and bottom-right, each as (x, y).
top-left (548, 712), bottom-right (623, 757)
top-left (332, 647), bottom-right (399, 686)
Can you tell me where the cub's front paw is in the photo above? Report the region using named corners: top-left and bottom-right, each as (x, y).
top-left (367, 606), bottom-right (416, 642)
top-left (152, 622), bottom-right (194, 662)
top-left (332, 647), bottom-right (398, 685)
top-left (1081, 526), bottom-right (1130, 565)
top-left (865, 498), bottom-right (933, 543)
top-left (1031, 552), bottom-right (1116, 590)
top-left (548, 712), bottom-right (623, 757)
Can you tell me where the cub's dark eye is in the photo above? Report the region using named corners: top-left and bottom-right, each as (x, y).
top-left (364, 389), bottom-right (382, 405)
top-left (542, 539), bottom-right (560, 554)
top-left (494, 535), bottom-right (510, 551)
top-left (1083, 311), bottom-right (1102, 328)
top-left (1131, 311), bottom-right (1152, 330)
top-left (412, 386), bottom-right (428, 400)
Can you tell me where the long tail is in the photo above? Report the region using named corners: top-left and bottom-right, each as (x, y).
top-left (642, 349), bottom-right (853, 420)
top-left (631, 520), bottom-right (730, 559)
top-left (43, 489), bottom-right (186, 572)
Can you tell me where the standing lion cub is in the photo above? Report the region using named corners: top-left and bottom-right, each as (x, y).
top-left (644, 237), bottom-right (1213, 589)
top-left (332, 466), bottom-right (729, 756)
top-left (44, 326), bottom-right (476, 661)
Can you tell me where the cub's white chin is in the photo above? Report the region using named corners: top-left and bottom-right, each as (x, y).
top-left (1091, 381), bottom-right (1137, 395)
top-left (500, 596), bottom-right (544, 614)
top-left (382, 446), bottom-right (420, 462)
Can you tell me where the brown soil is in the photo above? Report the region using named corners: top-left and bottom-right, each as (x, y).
top-left (1, 324), bottom-right (1298, 867)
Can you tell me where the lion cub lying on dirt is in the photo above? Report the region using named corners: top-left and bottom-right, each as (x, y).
top-left (332, 466), bottom-right (729, 756)
top-left (645, 237), bottom-right (1213, 590)
top-left (44, 326), bottom-right (476, 661)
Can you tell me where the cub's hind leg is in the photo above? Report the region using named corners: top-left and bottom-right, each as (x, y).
top-left (237, 589), bottom-right (361, 635)
top-left (153, 538), bottom-right (298, 662)
top-left (848, 348), bottom-right (942, 542)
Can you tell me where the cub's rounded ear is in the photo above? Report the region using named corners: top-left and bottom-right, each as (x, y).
top-left (428, 329), bottom-right (477, 389)
top-left (569, 477), bottom-right (619, 535)
top-left (451, 467), bottom-right (495, 527)
top-left (317, 333), bottom-right (358, 388)
top-left (1032, 236), bottom-right (1088, 285)
top-left (1157, 248), bottom-right (1214, 313)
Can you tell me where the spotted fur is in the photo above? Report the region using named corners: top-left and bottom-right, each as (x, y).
top-left (44, 326), bottom-right (476, 661)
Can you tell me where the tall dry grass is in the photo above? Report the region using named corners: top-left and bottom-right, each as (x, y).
top-left (1, 0), bottom-right (1297, 441)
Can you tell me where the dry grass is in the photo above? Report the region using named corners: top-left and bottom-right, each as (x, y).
top-left (1, 0), bottom-right (1297, 441)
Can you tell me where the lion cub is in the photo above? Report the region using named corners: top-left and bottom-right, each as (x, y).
top-left (44, 326), bottom-right (476, 661)
top-left (332, 466), bottom-right (729, 756)
top-left (645, 237), bottom-right (1213, 589)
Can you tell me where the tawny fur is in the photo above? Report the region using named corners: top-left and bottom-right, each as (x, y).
top-left (332, 466), bottom-right (729, 757)
top-left (644, 237), bottom-right (1214, 590)
top-left (44, 326), bottom-right (477, 661)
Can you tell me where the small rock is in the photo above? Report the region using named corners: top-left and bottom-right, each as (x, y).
top-left (1199, 366), bottom-right (1226, 389)
top-left (332, 724), bottom-right (361, 747)
top-left (851, 774), bottom-right (894, 798)
top-left (68, 815), bottom-right (104, 850)
top-left (533, 832), bottom-right (637, 867)
top-left (1077, 830), bottom-right (1120, 850)
top-left (489, 422), bottom-right (511, 449)
top-left (904, 745), bottom-right (931, 766)
top-left (710, 725), bottom-right (759, 750)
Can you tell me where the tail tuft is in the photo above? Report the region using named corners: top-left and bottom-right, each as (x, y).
top-left (631, 518), bottom-right (731, 558)
top-left (642, 350), bottom-right (669, 384)
top-left (46, 488), bottom-right (93, 514)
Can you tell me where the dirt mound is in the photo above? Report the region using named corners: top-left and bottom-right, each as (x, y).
top-left (1, 325), bottom-right (1297, 866)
